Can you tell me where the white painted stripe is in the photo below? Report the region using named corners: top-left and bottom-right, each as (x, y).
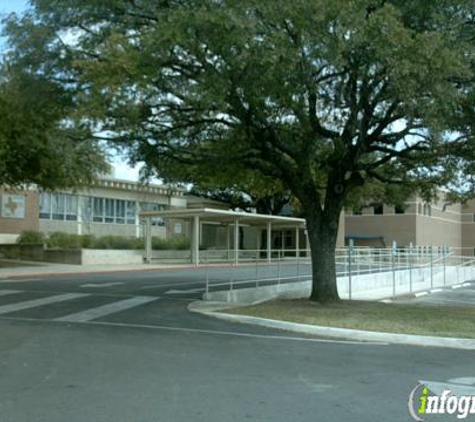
top-left (430, 289), bottom-right (443, 293)
top-left (80, 282), bottom-right (125, 288)
top-left (462, 283), bottom-right (472, 287)
top-left (452, 285), bottom-right (463, 290)
top-left (0, 278), bottom-right (41, 283)
top-left (415, 292), bottom-right (429, 298)
top-left (86, 321), bottom-right (388, 346)
top-left (0, 315), bottom-right (388, 346)
top-left (0, 293), bottom-right (88, 315)
top-left (0, 290), bottom-right (21, 297)
top-left (165, 288), bottom-right (204, 294)
top-left (55, 296), bottom-right (159, 322)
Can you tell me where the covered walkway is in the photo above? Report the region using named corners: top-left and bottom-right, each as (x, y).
top-left (140, 208), bottom-right (308, 265)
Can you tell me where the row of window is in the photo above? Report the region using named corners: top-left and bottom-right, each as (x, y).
top-left (39, 193), bottom-right (167, 225)
top-left (351, 204), bottom-right (432, 216)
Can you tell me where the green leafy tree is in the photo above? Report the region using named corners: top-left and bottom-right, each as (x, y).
top-left (5, 0), bottom-right (475, 301)
top-left (0, 42), bottom-right (107, 189)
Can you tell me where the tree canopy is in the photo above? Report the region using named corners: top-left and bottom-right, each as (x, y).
top-left (4, 0), bottom-right (475, 300)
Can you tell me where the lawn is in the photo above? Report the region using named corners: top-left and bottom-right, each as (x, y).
top-left (225, 299), bottom-right (475, 339)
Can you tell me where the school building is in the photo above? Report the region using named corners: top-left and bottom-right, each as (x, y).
top-left (345, 191), bottom-right (475, 256)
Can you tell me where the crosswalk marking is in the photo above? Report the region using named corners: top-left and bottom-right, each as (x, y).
top-left (0, 290), bottom-right (21, 297)
top-left (0, 293), bottom-right (89, 315)
top-left (55, 296), bottom-right (159, 323)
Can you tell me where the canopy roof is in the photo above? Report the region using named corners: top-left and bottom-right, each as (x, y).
top-left (140, 207), bottom-right (306, 227)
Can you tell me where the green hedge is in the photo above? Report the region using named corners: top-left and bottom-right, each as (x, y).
top-left (17, 231), bottom-right (190, 250)
top-left (16, 230), bottom-right (46, 245)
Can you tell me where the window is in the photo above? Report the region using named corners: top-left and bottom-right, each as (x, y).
top-left (373, 204), bottom-right (383, 215)
top-left (418, 203), bottom-right (422, 214)
top-left (91, 197), bottom-right (138, 225)
top-left (140, 202), bottom-right (167, 226)
top-left (39, 192), bottom-right (52, 219)
top-left (126, 201), bottom-right (136, 225)
top-left (423, 204), bottom-right (432, 216)
top-left (395, 205), bottom-right (407, 214)
top-left (104, 199), bottom-right (114, 223)
top-left (93, 198), bottom-right (104, 222)
top-left (39, 193), bottom-right (77, 221)
top-left (115, 200), bottom-right (125, 224)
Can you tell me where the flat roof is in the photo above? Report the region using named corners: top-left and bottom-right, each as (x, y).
top-left (140, 208), bottom-right (306, 227)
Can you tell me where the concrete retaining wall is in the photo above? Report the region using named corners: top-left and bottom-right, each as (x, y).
top-left (44, 249), bottom-right (82, 265)
top-left (81, 249), bottom-right (143, 265)
top-left (203, 265), bottom-right (474, 304)
top-left (0, 244), bottom-right (44, 261)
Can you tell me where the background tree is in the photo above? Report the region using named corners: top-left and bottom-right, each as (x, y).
top-left (4, 0), bottom-right (475, 301)
top-left (0, 26), bottom-right (107, 189)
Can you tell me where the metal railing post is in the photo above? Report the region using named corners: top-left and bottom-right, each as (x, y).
top-left (205, 256), bottom-right (210, 296)
top-left (348, 240), bottom-right (353, 300)
top-left (443, 245), bottom-right (446, 287)
top-left (392, 241), bottom-right (397, 297)
top-left (296, 255), bottom-right (300, 283)
top-left (430, 245), bottom-right (434, 289)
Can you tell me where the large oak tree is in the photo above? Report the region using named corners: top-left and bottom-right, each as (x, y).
top-left (4, 0), bottom-right (475, 301)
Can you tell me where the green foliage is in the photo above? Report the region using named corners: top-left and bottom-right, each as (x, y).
top-left (0, 58), bottom-right (108, 189)
top-left (5, 0), bottom-right (475, 299)
top-left (16, 230), bottom-right (45, 245)
top-left (18, 231), bottom-right (190, 250)
top-left (46, 232), bottom-right (82, 249)
top-left (151, 236), bottom-right (190, 251)
top-left (91, 235), bottom-right (143, 250)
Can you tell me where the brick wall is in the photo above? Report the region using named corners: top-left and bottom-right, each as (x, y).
top-left (0, 189), bottom-right (39, 235)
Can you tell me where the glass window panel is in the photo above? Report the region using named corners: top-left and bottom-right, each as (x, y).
top-left (126, 201), bottom-right (136, 225)
top-left (105, 198), bottom-right (115, 223)
top-left (52, 194), bottom-right (65, 220)
top-left (39, 192), bottom-right (51, 219)
top-left (65, 195), bottom-right (78, 221)
top-left (93, 197), bottom-right (104, 222)
top-left (115, 200), bottom-right (125, 224)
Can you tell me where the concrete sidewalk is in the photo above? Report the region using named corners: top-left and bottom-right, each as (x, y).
top-left (0, 260), bottom-right (187, 279)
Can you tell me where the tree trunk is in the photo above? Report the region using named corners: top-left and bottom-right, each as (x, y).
top-left (306, 212), bottom-right (340, 302)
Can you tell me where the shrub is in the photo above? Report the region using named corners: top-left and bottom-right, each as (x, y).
top-left (151, 236), bottom-right (190, 250)
top-left (47, 232), bottom-right (81, 249)
top-left (17, 230), bottom-right (45, 245)
top-left (90, 235), bottom-right (141, 250)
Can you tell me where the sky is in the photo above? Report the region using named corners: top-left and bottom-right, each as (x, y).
top-left (0, 0), bottom-right (143, 182)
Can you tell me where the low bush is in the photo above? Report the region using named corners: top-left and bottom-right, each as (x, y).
top-left (18, 231), bottom-right (190, 250)
top-left (47, 232), bottom-right (81, 249)
top-left (16, 230), bottom-right (45, 245)
top-left (151, 236), bottom-right (190, 250)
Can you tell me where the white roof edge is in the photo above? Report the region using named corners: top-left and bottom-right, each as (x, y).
top-left (139, 207), bottom-right (306, 224)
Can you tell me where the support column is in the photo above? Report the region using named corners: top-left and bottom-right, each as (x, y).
top-left (267, 221), bottom-right (272, 263)
top-left (295, 226), bottom-right (300, 258)
top-left (305, 229), bottom-right (310, 258)
top-left (192, 215), bottom-right (200, 266)
top-left (234, 218), bottom-right (239, 264)
top-left (226, 224), bottom-right (231, 262)
top-left (145, 217), bottom-right (152, 264)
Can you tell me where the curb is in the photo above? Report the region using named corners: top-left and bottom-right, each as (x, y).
top-left (189, 301), bottom-right (475, 351)
top-left (379, 282), bottom-right (473, 303)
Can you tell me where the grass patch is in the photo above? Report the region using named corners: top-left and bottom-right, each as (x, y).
top-left (225, 299), bottom-right (475, 339)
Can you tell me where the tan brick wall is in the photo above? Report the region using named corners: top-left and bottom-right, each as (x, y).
top-left (345, 214), bottom-right (417, 248)
top-left (0, 189), bottom-right (39, 235)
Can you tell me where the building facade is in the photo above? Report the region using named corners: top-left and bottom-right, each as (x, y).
top-left (0, 178), bottom-right (192, 243)
top-left (345, 192), bottom-right (474, 255)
